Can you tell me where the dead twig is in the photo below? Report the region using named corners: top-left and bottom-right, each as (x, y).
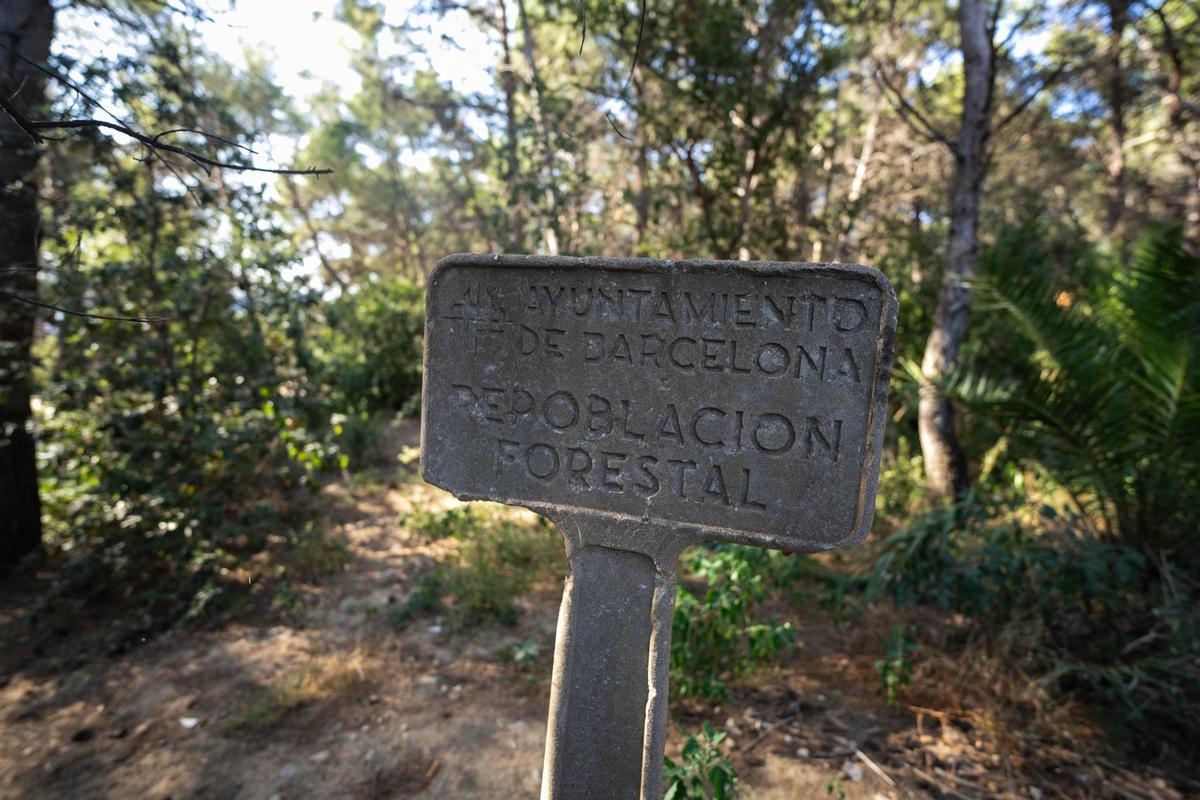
top-left (0, 43), bottom-right (329, 178)
top-left (910, 766), bottom-right (978, 800)
top-left (852, 746), bottom-right (897, 788)
top-left (0, 289), bottom-right (167, 324)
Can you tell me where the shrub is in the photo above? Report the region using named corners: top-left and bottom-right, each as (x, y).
top-left (875, 624), bottom-right (917, 707)
top-left (391, 507), bottom-right (564, 631)
top-left (663, 722), bottom-right (738, 800)
top-left (868, 494), bottom-right (1200, 761)
top-left (954, 227), bottom-right (1200, 560)
top-left (319, 279), bottom-right (425, 417)
top-left (671, 544), bottom-right (796, 700)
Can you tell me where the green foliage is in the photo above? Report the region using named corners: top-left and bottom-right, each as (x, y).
top-left (391, 507), bottom-right (564, 631)
top-left (868, 495), bottom-right (1149, 626)
top-left (440, 515), bottom-right (562, 630)
top-left (388, 571), bottom-right (442, 630)
top-left (500, 639), bottom-right (543, 670)
top-left (954, 226), bottom-right (1200, 558)
top-left (318, 279), bottom-right (425, 418)
top-left (282, 522), bottom-right (350, 581)
top-left (662, 722), bottom-right (738, 800)
top-left (29, 23), bottom-right (350, 623)
top-left (403, 504), bottom-right (485, 540)
top-left (868, 494), bottom-right (1200, 759)
top-left (875, 624), bottom-right (917, 707)
top-left (671, 544), bottom-right (796, 700)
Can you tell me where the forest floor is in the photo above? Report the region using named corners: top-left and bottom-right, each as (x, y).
top-left (0, 423), bottom-right (1193, 800)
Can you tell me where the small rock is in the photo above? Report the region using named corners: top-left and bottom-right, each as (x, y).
top-left (795, 747), bottom-right (810, 758)
top-left (368, 694), bottom-right (380, 705)
top-left (428, 625), bottom-right (443, 634)
top-left (311, 750), bottom-right (330, 763)
top-left (179, 717), bottom-right (200, 729)
top-left (842, 761), bottom-right (864, 782)
top-left (872, 794), bottom-right (892, 800)
top-left (279, 762), bottom-right (299, 779)
top-left (108, 727), bottom-right (128, 740)
top-left (1029, 789), bottom-right (1044, 800)
top-left (70, 728), bottom-right (95, 743)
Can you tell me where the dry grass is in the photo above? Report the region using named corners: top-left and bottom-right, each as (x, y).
top-left (223, 650), bottom-right (369, 734)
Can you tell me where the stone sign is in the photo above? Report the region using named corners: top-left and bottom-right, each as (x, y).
top-left (421, 254), bottom-right (897, 800)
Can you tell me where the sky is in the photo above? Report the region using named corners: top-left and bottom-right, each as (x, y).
top-left (58, 0), bottom-right (497, 163)
top-left (57, 0), bottom-right (499, 287)
top-left (196, 0), bottom-right (496, 103)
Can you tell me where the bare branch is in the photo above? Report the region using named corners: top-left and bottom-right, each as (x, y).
top-left (0, 42), bottom-right (330, 178)
top-left (621, 0), bottom-right (648, 92)
top-left (605, 112), bottom-right (634, 141)
top-left (0, 42), bottom-right (125, 130)
top-left (0, 290), bottom-right (168, 324)
top-left (0, 93), bottom-right (46, 143)
top-left (577, 0), bottom-right (587, 55)
top-left (994, 63), bottom-right (1067, 132)
top-left (0, 104), bottom-right (331, 176)
top-left (995, 5), bottom-right (1037, 55)
top-left (873, 67), bottom-right (954, 149)
top-left (153, 127), bottom-right (257, 154)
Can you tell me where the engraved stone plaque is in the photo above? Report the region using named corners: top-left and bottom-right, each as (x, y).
top-left (420, 254), bottom-right (897, 800)
top-left (422, 254), bottom-right (896, 551)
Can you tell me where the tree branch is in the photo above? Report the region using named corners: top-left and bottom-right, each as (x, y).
top-left (872, 67), bottom-right (954, 149)
top-left (994, 63), bottom-right (1067, 132)
top-left (0, 290), bottom-right (167, 324)
top-left (0, 101), bottom-right (331, 176)
top-left (0, 42), bottom-right (330, 177)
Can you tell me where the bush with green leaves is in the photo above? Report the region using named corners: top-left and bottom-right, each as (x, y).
top-left (953, 227), bottom-right (1200, 560)
top-left (392, 506), bottom-right (564, 631)
top-left (318, 279), bottom-right (425, 418)
top-left (868, 494), bottom-right (1200, 760)
top-left (671, 543), bottom-right (796, 700)
top-left (26, 27), bottom-right (356, 624)
top-left (663, 722), bottom-right (738, 800)
top-left (875, 624), bottom-right (917, 707)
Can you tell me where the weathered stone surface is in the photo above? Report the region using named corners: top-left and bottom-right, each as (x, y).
top-left (422, 254), bottom-right (896, 551)
top-left (420, 254), bottom-right (897, 800)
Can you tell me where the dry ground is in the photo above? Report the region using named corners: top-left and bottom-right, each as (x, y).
top-left (0, 425), bottom-right (1192, 799)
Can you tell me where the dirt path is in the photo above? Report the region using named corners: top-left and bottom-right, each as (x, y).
top-left (0, 426), bottom-right (1189, 799)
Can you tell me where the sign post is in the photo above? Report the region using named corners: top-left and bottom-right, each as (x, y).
top-left (421, 255), bottom-right (897, 800)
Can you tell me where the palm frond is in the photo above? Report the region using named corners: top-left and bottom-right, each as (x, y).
top-left (954, 227), bottom-right (1200, 554)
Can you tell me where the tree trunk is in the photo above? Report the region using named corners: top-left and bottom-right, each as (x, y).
top-left (1146, 5), bottom-right (1200, 250)
top-left (917, 0), bottom-right (994, 501)
top-left (634, 77), bottom-right (649, 251)
top-left (0, 0), bottom-right (54, 571)
top-left (831, 90), bottom-right (881, 263)
top-left (496, 0), bottom-right (525, 253)
top-left (1104, 0), bottom-right (1130, 245)
top-left (514, 0), bottom-right (560, 255)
